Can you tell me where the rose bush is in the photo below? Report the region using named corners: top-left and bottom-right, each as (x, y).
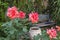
top-left (1, 6), bottom-right (60, 40)
top-left (1, 6), bottom-right (39, 40)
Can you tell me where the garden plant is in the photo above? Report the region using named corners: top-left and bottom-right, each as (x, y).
top-left (0, 0), bottom-right (60, 40)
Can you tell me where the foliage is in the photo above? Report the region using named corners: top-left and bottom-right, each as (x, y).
top-left (47, 0), bottom-right (60, 25)
top-left (0, 0), bottom-right (60, 40)
top-left (0, 0), bottom-right (60, 24)
top-left (0, 18), bottom-right (30, 40)
top-left (0, 5), bottom-right (39, 40)
top-left (0, 18), bottom-right (60, 40)
top-left (0, 0), bottom-right (47, 22)
top-left (0, 0), bottom-right (8, 22)
top-left (55, 0), bottom-right (60, 25)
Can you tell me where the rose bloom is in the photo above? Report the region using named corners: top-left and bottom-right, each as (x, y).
top-left (29, 12), bottom-right (39, 23)
top-left (7, 6), bottom-right (18, 19)
top-left (56, 26), bottom-right (60, 31)
top-left (47, 28), bottom-right (57, 39)
top-left (18, 11), bottom-right (26, 19)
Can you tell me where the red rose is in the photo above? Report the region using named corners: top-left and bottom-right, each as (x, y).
top-left (29, 12), bottom-right (39, 23)
top-left (7, 6), bottom-right (18, 19)
top-left (18, 11), bottom-right (26, 19)
top-left (47, 28), bottom-right (57, 39)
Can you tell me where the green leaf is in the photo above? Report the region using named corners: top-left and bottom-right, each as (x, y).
top-left (1, 21), bottom-right (13, 27)
top-left (23, 27), bottom-right (28, 32)
top-left (33, 34), bottom-right (41, 40)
